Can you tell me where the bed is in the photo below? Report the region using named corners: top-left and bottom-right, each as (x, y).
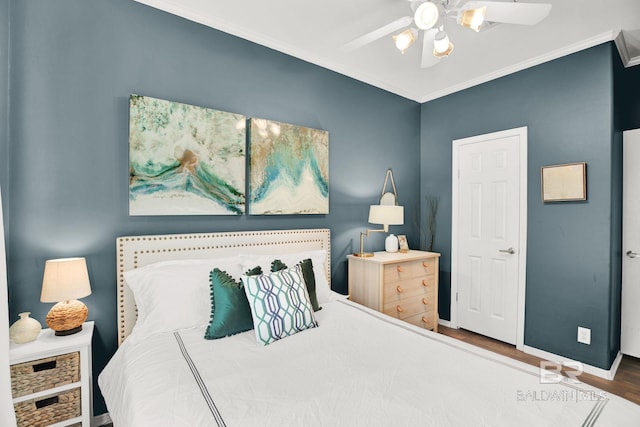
top-left (99, 229), bottom-right (640, 426)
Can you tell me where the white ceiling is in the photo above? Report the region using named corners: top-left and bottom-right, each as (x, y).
top-left (134, 0), bottom-right (640, 103)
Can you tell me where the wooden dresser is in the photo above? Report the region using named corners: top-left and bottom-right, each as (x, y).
top-left (347, 250), bottom-right (440, 331)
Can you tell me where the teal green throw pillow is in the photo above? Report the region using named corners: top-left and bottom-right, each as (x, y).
top-left (204, 268), bottom-right (254, 340)
top-left (270, 259), bottom-right (287, 272)
top-left (298, 259), bottom-right (321, 312)
top-left (271, 258), bottom-right (321, 312)
top-left (245, 265), bottom-right (263, 276)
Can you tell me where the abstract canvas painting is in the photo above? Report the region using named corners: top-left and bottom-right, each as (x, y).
top-left (249, 118), bottom-right (329, 215)
top-left (129, 95), bottom-right (246, 215)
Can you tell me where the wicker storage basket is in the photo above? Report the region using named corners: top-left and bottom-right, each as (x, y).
top-left (14, 387), bottom-right (81, 427)
top-left (11, 352), bottom-right (80, 398)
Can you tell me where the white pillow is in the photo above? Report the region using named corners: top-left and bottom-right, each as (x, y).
top-left (124, 257), bottom-right (243, 338)
top-left (239, 249), bottom-right (336, 305)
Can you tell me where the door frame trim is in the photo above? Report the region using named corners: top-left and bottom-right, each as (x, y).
top-left (450, 126), bottom-right (528, 350)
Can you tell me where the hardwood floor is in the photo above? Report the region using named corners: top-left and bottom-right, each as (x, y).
top-left (437, 325), bottom-right (640, 406)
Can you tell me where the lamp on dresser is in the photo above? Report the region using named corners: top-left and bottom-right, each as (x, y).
top-left (40, 257), bottom-right (92, 336)
top-left (355, 169), bottom-right (404, 257)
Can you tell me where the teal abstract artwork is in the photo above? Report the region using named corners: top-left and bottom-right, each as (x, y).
top-left (129, 95), bottom-right (246, 215)
top-left (249, 118), bottom-right (329, 215)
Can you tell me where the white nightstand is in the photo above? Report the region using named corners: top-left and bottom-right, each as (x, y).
top-left (348, 251), bottom-right (440, 331)
top-left (9, 321), bottom-right (94, 427)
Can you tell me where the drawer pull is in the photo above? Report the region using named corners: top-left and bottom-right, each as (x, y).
top-left (422, 280), bottom-right (428, 287)
top-left (35, 396), bottom-right (59, 409)
top-left (396, 265), bottom-right (404, 273)
top-left (422, 261), bottom-right (429, 268)
top-left (396, 305), bottom-right (404, 313)
top-left (421, 316), bottom-right (429, 324)
top-left (396, 285), bottom-right (404, 293)
top-left (422, 298), bottom-right (428, 305)
top-left (33, 360), bottom-right (57, 372)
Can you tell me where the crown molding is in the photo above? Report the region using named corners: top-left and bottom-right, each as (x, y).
top-left (615, 30), bottom-right (640, 68)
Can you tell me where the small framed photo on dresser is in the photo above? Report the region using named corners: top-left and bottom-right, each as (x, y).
top-left (398, 235), bottom-right (409, 253)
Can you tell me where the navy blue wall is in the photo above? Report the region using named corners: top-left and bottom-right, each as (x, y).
top-left (5, 0), bottom-right (420, 415)
top-left (421, 43), bottom-right (619, 369)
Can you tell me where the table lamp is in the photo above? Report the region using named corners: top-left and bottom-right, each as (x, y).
top-left (40, 257), bottom-right (92, 336)
top-left (355, 169), bottom-right (404, 257)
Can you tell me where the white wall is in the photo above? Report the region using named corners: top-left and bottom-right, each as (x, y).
top-left (0, 187), bottom-right (17, 426)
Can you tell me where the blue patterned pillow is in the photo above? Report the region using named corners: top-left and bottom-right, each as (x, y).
top-left (242, 264), bottom-right (318, 345)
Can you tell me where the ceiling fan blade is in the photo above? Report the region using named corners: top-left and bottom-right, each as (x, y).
top-left (341, 16), bottom-right (413, 51)
top-left (421, 29), bottom-right (440, 68)
top-left (465, 1), bottom-right (552, 26)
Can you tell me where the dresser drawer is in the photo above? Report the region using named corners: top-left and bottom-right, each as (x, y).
top-left (11, 352), bottom-right (80, 398)
top-left (14, 387), bottom-right (81, 427)
top-left (383, 258), bottom-right (436, 283)
top-left (348, 251), bottom-right (440, 333)
top-left (383, 275), bottom-right (436, 303)
top-left (403, 311), bottom-right (437, 330)
top-left (383, 295), bottom-right (436, 320)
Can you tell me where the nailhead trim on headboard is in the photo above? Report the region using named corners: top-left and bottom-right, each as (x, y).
top-left (116, 229), bottom-right (331, 345)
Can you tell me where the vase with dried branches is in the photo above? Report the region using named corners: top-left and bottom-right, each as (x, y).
top-left (415, 195), bottom-right (439, 252)
top-left (426, 195), bottom-right (439, 251)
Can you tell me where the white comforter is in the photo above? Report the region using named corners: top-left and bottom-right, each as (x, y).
top-left (99, 299), bottom-right (640, 426)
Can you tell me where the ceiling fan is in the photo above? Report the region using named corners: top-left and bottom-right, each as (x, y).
top-left (342, 0), bottom-right (552, 68)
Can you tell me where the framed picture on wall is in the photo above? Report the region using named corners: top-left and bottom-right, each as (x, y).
top-left (541, 162), bottom-right (587, 202)
top-left (128, 95), bottom-right (247, 216)
top-left (248, 118), bottom-right (329, 215)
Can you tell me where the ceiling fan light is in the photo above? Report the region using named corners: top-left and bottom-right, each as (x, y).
top-left (414, 2), bottom-right (439, 30)
top-left (393, 29), bottom-right (416, 54)
top-left (433, 31), bottom-right (454, 57)
top-left (459, 6), bottom-right (486, 32)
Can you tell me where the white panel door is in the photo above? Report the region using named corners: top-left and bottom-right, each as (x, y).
top-left (622, 128), bottom-right (640, 357)
top-left (453, 129), bottom-right (525, 345)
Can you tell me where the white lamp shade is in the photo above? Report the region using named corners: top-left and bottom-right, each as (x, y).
top-left (41, 257), bottom-right (92, 302)
top-left (393, 29), bottom-right (416, 54)
top-left (368, 205), bottom-right (404, 226)
top-left (459, 6), bottom-right (486, 32)
top-left (434, 31), bottom-right (450, 53)
top-left (414, 1), bottom-right (439, 30)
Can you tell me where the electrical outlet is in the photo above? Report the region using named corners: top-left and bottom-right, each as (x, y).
top-left (577, 327), bottom-right (591, 345)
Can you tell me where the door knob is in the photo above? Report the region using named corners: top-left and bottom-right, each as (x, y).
top-left (499, 247), bottom-right (515, 255)
top-left (626, 250), bottom-right (639, 259)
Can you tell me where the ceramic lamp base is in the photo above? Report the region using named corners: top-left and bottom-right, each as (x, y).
top-left (45, 299), bottom-right (88, 336)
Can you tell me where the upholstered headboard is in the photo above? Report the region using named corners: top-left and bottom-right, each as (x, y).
top-left (116, 228), bottom-right (331, 345)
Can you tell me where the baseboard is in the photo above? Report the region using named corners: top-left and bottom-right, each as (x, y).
top-left (609, 351), bottom-right (624, 379)
top-left (92, 412), bottom-right (112, 427)
top-left (438, 318), bottom-right (452, 328)
top-left (523, 345), bottom-right (623, 381)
